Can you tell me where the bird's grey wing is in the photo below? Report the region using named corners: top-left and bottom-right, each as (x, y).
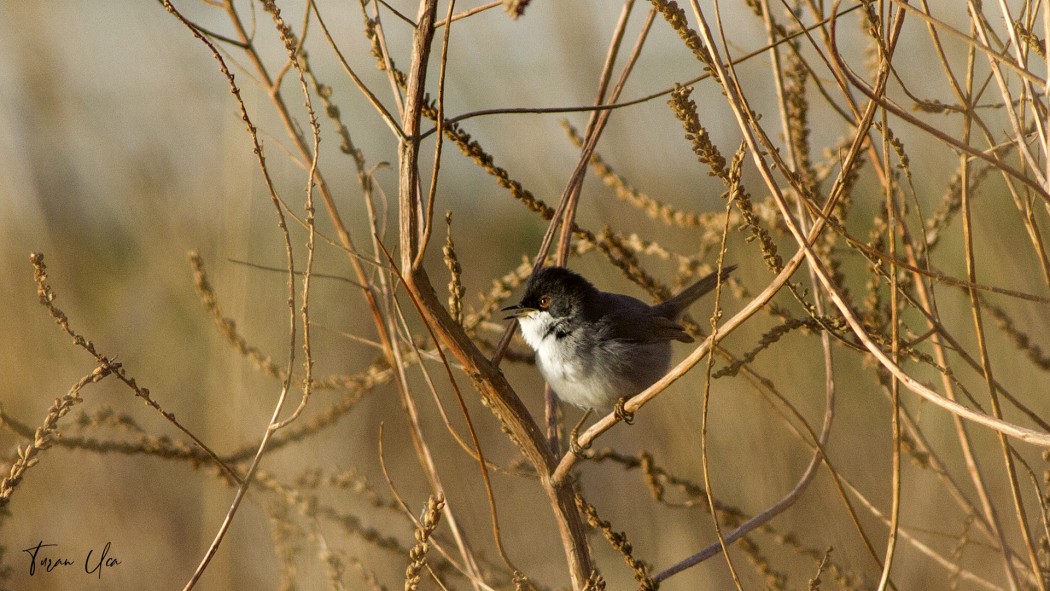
top-left (598, 295), bottom-right (694, 344)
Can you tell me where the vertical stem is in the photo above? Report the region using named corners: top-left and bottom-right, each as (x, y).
top-left (876, 10), bottom-right (902, 581)
top-left (399, 0), bottom-right (439, 271)
top-left (395, 1), bottom-right (593, 587)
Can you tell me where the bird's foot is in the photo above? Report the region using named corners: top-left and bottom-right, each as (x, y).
top-left (614, 397), bottom-right (635, 424)
top-left (569, 409), bottom-right (593, 456)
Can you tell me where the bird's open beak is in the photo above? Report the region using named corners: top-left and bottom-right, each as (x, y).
top-left (501, 304), bottom-right (534, 320)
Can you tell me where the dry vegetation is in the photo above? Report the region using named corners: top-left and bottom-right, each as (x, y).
top-left (3, 0), bottom-right (1050, 589)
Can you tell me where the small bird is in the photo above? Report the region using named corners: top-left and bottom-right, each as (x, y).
top-left (503, 265), bottom-right (735, 412)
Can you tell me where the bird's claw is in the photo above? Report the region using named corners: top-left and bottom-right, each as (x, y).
top-left (614, 397), bottom-right (635, 424)
top-left (569, 410), bottom-right (592, 456)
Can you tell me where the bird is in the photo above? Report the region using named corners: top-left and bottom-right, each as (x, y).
top-left (503, 265), bottom-right (735, 412)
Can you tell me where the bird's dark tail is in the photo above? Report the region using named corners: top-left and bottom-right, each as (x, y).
top-left (655, 264), bottom-right (736, 319)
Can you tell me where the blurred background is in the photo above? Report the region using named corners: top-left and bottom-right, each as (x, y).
top-left (2, 1), bottom-right (1049, 590)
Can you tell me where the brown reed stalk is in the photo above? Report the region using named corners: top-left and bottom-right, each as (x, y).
top-left (404, 494), bottom-right (445, 591)
top-left (443, 212), bottom-right (465, 325)
top-left (574, 493), bottom-right (654, 590)
top-left (0, 364), bottom-right (111, 509)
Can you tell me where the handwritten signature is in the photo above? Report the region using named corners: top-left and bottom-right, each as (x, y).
top-left (22, 541), bottom-right (121, 578)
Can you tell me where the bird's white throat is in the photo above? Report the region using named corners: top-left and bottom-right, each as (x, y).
top-left (517, 310), bottom-right (581, 380)
top-left (517, 310), bottom-right (557, 352)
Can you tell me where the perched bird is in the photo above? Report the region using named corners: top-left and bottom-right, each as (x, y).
top-left (503, 265), bottom-right (735, 411)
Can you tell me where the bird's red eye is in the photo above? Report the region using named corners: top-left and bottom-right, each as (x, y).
top-left (538, 294), bottom-right (552, 309)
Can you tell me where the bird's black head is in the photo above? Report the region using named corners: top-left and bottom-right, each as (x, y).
top-left (503, 266), bottom-right (597, 320)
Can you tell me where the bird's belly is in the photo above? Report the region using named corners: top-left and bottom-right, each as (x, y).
top-left (535, 340), bottom-right (671, 411)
